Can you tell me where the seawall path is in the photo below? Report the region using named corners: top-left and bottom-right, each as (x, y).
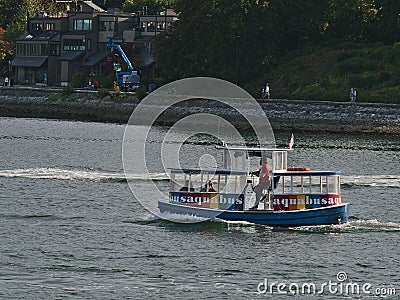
top-left (0, 87), bottom-right (399, 135)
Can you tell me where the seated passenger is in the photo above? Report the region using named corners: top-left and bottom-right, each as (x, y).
top-left (208, 181), bottom-right (217, 192)
top-left (200, 180), bottom-right (217, 192)
top-left (179, 180), bottom-right (194, 192)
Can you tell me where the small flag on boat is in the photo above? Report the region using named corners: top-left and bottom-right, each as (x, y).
top-left (288, 133), bottom-right (294, 149)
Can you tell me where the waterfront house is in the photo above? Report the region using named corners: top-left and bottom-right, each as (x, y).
top-left (12, 1), bottom-right (177, 87)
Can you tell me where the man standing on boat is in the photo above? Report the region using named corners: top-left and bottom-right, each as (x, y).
top-left (250, 159), bottom-right (270, 209)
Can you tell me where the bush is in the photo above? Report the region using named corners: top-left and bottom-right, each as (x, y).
top-left (292, 83), bottom-right (324, 100)
top-left (348, 73), bottom-right (375, 89)
top-left (336, 51), bottom-right (355, 62)
top-left (338, 57), bottom-right (376, 74)
top-left (70, 72), bottom-right (87, 88)
top-left (47, 94), bottom-right (58, 101)
top-left (135, 87), bottom-right (147, 100)
top-left (377, 86), bottom-right (400, 103)
top-left (152, 77), bottom-right (165, 87)
top-left (97, 88), bottom-right (110, 99)
top-left (95, 73), bottom-right (115, 89)
top-left (61, 85), bottom-right (74, 96)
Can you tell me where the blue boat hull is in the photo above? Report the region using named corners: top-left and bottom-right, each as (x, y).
top-left (158, 201), bottom-right (350, 227)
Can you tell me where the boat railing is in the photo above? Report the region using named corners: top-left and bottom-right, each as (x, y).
top-left (268, 170), bottom-right (342, 211)
top-left (168, 168), bottom-right (247, 211)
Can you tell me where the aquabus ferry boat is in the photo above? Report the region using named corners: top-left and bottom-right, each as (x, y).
top-left (158, 145), bottom-right (349, 226)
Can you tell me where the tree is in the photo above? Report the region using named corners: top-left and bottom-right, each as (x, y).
top-left (323, 0), bottom-right (379, 41)
top-left (122, 0), bottom-right (174, 14)
top-left (371, 0), bottom-right (400, 43)
top-left (155, 0), bottom-right (328, 83)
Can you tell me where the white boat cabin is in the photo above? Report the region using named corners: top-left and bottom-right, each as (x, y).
top-left (168, 145), bottom-right (342, 211)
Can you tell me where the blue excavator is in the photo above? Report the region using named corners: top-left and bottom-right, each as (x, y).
top-left (107, 36), bottom-right (140, 91)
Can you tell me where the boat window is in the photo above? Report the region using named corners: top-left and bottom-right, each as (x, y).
top-left (273, 151), bottom-right (287, 171)
top-left (172, 173), bottom-right (186, 191)
top-left (190, 173), bottom-right (203, 191)
top-left (220, 174), bottom-right (227, 192)
top-left (224, 175), bottom-right (245, 194)
top-left (290, 176), bottom-right (306, 194)
top-left (170, 173), bottom-right (175, 191)
top-left (278, 175), bottom-right (337, 195)
top-left (279, 176), bottom-right (308, 194)
top-left (308, 176), bottom-right (320, 194)
top-left (327, 176), bottom-right (340, 194)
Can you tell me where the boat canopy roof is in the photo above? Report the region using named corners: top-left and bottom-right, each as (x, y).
top-left (215, 145), bottom-right (292, 157)
top-left (274, 170), bottom-right (340, 176)
top-left (169, 168), bottom-right (247, 175)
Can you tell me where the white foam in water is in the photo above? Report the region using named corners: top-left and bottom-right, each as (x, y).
top-left (342, 175), bottom-right (400, 188)
top-left (290, 219), bottom-right (400, 233)
top-left (345, 219), bottom-right (400, 230)
top-left (1, 169), bottom-right (398, 188)
top-left (159, 211), bottom-right (209, 223)
top-left (0, 167), bottom-right (169, 182)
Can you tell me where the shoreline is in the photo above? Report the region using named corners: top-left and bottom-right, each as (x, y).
top-left (0, 87), bottom-right (399, 135)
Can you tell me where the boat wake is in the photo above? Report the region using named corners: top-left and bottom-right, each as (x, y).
top-left (139, 213), bottom-right (400, 233)
top-left (341, 175), bottom-right (400, 188)
top-left (0, 167), bottom-right (169, 183)
top-left (288, 219), bottom-right (400, 233)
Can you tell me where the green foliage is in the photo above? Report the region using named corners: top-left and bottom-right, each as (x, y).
top-left (97, 88), bottom-right (110, 99)
top-left (338, 57), bottom-right (377, 74)
top-left (336, 51), bottom-right (356, 62)
top-left (70, 72), bottom-right (87, 88)
top-left (47, 94), bottom-right (58, 102)
top-left (94, 73), bottom-right (114, 89)
top-left (326, 0), bottom-right (379, 41)
top-left (61, 85), bottom-right (74, 96)
top-left (135, 86), bottom-right (147, 100)
top-left (122, 0), bottom-right (173, 13)
top-left (376, 86), bottom-right (400, 103)
top-left (264, 41), bottom-right (400, 103)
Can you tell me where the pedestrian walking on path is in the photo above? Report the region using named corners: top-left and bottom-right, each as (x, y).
top-left (350, 88), bottom-right (357, 103)
top-left (263, 82), bottom-right (270, 99)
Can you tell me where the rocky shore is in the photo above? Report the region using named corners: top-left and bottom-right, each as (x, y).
top-left (0, 87), bottom-right (399, 135)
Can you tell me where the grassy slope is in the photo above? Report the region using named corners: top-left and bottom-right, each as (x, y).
top-left (247, 41), bottom-right (400, 103)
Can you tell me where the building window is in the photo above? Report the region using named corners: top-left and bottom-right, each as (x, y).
top-left (99, 21), bottom-right (114, 31)
top-left (50, 44), bottom-right (60, 55)
top-left (73, 19), bottom-right (92, 31)
top-left (140, 21), bottom-right (146, 32)
top-left (87, 39), bottom-right (91, 51)
top-left (63, 39), bottom-right (85, 51)
top-left (16, 44), bottom-right (25, 55)
top-left (21, 43), bottom-right (48, 55)
top-left (40, 44), bottom-right (49, 55)
top-left (46, 23), bottom-right (55, 31)
top-left (157, 22), bottom-right (165, 31)
top-left (32, 23), bottom-right (43, 31)
top-left (147, 22), bottom-right (155, 32)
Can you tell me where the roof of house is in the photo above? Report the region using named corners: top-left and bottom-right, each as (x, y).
top-left (12, 56), bottom-right (48, 67)
top-left (84, 51), bottom-right (108, 66)
top-left (57, 51), bottom-right (85, 61)
top-left (17, 31), bottom-right (58, 41)
top-left (137, 50), bottom-right (154, 67)
top-left (83, 1), bottom-right (105, 12)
